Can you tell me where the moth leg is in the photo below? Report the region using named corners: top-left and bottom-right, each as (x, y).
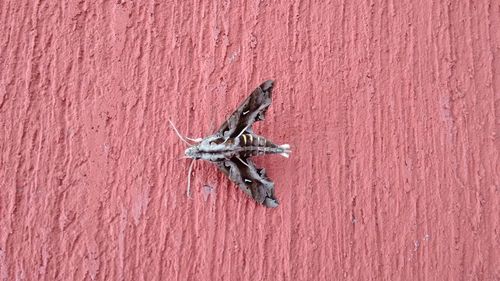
top-left (257, 168), bottom-right (266, 177)
top-left (221, 123), bottom-right (250, 144)
top-left (234, 124), bottom-right (251, 139)
top-left (236, 156), bottom-right (251, 168)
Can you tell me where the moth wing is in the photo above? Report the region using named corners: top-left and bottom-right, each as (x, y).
top-left (215, 157), bottom-right (279, 208)
top-left (216, 80), bottom-right (274, 139)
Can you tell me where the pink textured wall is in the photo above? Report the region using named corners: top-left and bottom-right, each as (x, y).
top-left (1, 1), bottom-right (499, 280)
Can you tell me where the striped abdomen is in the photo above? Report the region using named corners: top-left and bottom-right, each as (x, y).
top-left (239, 133), bottom-right (277, 148)
top-left (235, 133), bottom-right (290, 157)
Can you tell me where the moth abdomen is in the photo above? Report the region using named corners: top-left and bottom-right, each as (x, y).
top-left (239, 134), bottom-right (278, 148)
top-left (234, 134), bottom-right (291, 158)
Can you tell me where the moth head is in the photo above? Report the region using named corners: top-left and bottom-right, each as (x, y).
top-left (184, 146), bottom-right (201, 159)
top-left (169, 119), bottom-right (203, 159)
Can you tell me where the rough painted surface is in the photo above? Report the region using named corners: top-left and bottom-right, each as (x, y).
top-left (0, 1), bottom-right (498, 280)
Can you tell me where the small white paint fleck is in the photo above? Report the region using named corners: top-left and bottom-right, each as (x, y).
top-left (414, 240), bottom-right (420, 251)
top-left (202, 184), bottom-right (215, 201)
top-left (227, 49), bottom-right (240, 63)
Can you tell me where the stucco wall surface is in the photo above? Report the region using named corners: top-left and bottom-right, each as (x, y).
top-left (0, 1), bottom-right (499, 280)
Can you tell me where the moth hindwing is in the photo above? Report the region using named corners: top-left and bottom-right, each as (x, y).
top-left (181, 80), bottom-right (290, 208)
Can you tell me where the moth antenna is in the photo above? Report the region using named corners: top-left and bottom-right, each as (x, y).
top-left (186, 159), bottom-right (195, 198)
top-left (186, 136), bottom-right (203, 142)
top-left (168, 119), bottom-right (197, 146)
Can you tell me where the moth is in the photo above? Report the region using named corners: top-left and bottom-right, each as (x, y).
top-left (170, 80), bottom-right (290, 208)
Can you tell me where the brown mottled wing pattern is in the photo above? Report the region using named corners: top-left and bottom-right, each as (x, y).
top-left (216, 158), bottom-right (279, 208)
top-left (213, 79), bottom-right (279, 207)
top-left (216, 80), bottom-right (274, 139)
